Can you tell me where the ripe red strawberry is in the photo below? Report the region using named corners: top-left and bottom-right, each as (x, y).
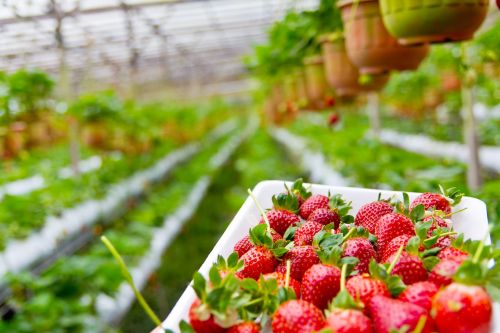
top-left (326, 308), bottom-right (373, 333)
top-left (410, 192), bottom-right (451, 214)
top-left (227, 322), bottom-right (260, 333)
top-left (276, 245), bottom-right (319, 281)
top-left (379, 234), bottom-right (413, 262)
top-left (308, 207), bottom-right (340, 227)
top-left (355, 201), bottom-right (393, 234)
top-left (260, 210), bottom-right (300, 235)
top-left (346, 274), bottom-right (390, 310)
top-left (189, 299), bottom-right (226, 333)
top-left (432, 283), bottom-right (492, 333)
top-left (301, 263), bottom-right (341, 310)
top-left (428, 257), bottom-right (464, 287)
top-left (375, 213), bottom-right (415, 254)
top-left (294, 221), bottom-right (324, 246)
top-left (299, 194), bottom-right (329, 219)
top-left (437, 246), bottom-right (468, 261)
top-left (398, 281), bottom-right (438, 311)
top-left (263, 272), bottom-right (301, 298)
top-left (233, 229), bottom-right (281, 257)
top-left (384, 251), bottom-right (428, 285)
top-left (236, 246), bottom-right (277, 280)
top-left (369, 295), bottom-right (434, 333)
top-left (271, 300), bottom-right (326, 333)
top-left (342, 237), bottom-right (376, 274)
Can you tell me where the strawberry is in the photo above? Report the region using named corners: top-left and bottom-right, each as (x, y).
top-left (259, 192), bottom-right (301, 235)
top-left (294, 221), bottom-right (324, 246)
top-left (326, 263), bottom-right (372, 333)
top-left (189, 299), bottom-right (226, 333)
top-left (276, 245), bottom-right (319, 281)
top-left (271, 300), bottom-right (326, 333)
top-left (398, 281), bottom-right (438, 311)
top-left (410, 187), bottom-right (463, 215)
top-left (383, 251), bottom-right (428, 285)
top-left (235, 224), bottom-right (287, 280)
top-left (428, 257), bottom-right (464, 287)
top-left (299, 194), bottom-right (329, 219)
top-left (308, 207), bottom-right (339, 226)
top-left (301, 263), bottom-right (341, 309)
top-left (379, 234), bottom-right (413, 263)
top-left (227, 322), bottom-right (260, 333)
top-left (326, 309), bottom-right (373, 333)
top-left (346, 274), bottom-right (390, 310)
top-left (236, 246), bottom-right (277, 280)
top-left (432, 283), bottom-right (492, 333)
top-left (437, 246), bottom-right (468, 261)
top-left (355, 200), bottom-right (393, 234)
top-left (375, 213), bottom-right (415, 254)
top-left (369, 295), bottom-right (434, 333)
top-left (262, 272), bottom-right (301, 298)
top-left (260, 210), bottom-right (299, 236)
top-left (233, 228), bottom-right (281, 257)
top-left (342, 237), bottom-right (376, 274)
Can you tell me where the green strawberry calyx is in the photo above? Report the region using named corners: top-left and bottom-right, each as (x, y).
top-left (285, 178), bottom-right (312, 202)
top-left (328, 263), bottom-right (364, 313)
top-left (248, 224), bottom-right (289, 257)
top-left (272, 192), bottom-right (299, 213)
top-left (329, 193), bottom-right (354, 224)
top-left (369, 245), bottom-right (407, 297)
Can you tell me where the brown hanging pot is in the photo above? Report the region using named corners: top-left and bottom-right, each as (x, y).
top-left (303, 55), bottom-right (329, 109)
top-left (379, 0), bottom-right (489, 45)
top-left (294, 69), bottom-right (309, 110)
top-left (81, 122), bottom-right (108, 149)
top-left (319, 35), bottom-right (389, 96)
top-left (4, 122), bottom-right (26, 158)
top-left (338, 0), bottom-right (429, 75)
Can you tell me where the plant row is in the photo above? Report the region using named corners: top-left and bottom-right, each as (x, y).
top-left (0, 123), bottom-right (243, 333)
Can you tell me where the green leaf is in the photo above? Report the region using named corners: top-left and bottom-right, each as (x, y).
top-left (227, 252), bottom-right (239, 268)
top-left (405, 236), bottom-right (421, 255)
top-left (209, 265), bottom-right (222, 287)
top-left (240, 278), bottom-right (259, 292)
top-left (283, 226), bottom-right (297, 241)
top-left (410, 204), bottom-right (425, 222)
top-left (192, 272), bottom-right (206, 300)
top-left (386, 275), bottom-right (406, 297)
top-left (422, 256), bottom-right (440, 271)
top-left (179, 320), bottom-right (195, 333)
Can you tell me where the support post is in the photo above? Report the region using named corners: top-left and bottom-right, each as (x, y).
top-left (367, 92), bottom-right (380, 139)
top-left (462, 85), bottom-right (482, 191)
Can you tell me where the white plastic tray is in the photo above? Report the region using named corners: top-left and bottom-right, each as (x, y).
top-left (160, 180), bottom-right (498, 332)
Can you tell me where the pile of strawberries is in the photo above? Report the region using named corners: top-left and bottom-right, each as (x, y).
top-left (179, 180), bottom-right (498, 333)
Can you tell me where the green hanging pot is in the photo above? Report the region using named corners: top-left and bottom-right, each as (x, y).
top-left (379, 0), bottom-right (489, 45)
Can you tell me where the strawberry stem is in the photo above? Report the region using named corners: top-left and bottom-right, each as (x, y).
top-left (101, 236), bottom-right (162, 327)
top-left (472, 240), bottom-right (485, 264)
top-left (387, 244), bottom-right (405, 275)
top-left (340, 263), bottom-right (347, 291)
top-left (413, 315), bottom-right (428, 333)
top-left (285, 260), bottom-right (291, 289)
top-left (248, 188), bottom-right (271, 234)
top-left (445, 207), bottom-right (468, 217)
top-left (342, 227), bottom-right (356, 242)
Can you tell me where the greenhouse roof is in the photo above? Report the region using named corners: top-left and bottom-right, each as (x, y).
top-left (0, 0), bottom-right (318, 96)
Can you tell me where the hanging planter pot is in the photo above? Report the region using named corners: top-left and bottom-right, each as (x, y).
top-left (338, 0), bottom-right (429, 75)
top-left (303, 55), bottom-right (329, 109)
top-left (319, 34), bottom-right (389, 96)
top-left (283, 75), bottom-right (299, 118)
top-left (81, 122), bottom-right (108, 149)
top-left (294, 69), bottom-right (309, 110)
top-left (379, 0), bottom-right (489, 45)
top-left (4, 122), bottom-right (26, 158)
top-left (27, 120), bottom-right (51, 147)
